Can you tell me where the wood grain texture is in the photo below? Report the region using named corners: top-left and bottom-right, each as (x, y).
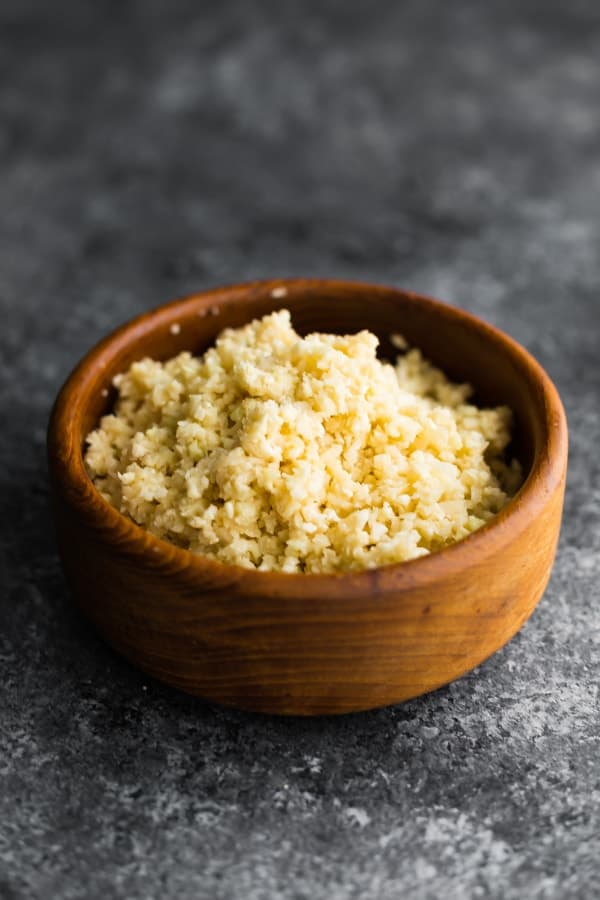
top-left (47, 280), bottom-right (568, 715)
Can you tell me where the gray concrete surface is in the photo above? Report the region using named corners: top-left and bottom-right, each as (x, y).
top-left (0, 1), bottom-right (599, 897)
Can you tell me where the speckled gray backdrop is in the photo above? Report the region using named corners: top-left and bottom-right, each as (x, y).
top-left (0, 1), bottom-right (599, 898)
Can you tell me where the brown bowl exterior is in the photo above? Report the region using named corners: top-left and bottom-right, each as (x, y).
top-left (47, 280), bottom-right (568, 715)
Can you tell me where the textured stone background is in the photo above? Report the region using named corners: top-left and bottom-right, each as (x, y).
top-left (1, 1), bottom-right (599, 898)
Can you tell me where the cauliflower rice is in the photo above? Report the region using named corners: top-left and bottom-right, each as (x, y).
top-left (85, 310), bottom-right (521, 573)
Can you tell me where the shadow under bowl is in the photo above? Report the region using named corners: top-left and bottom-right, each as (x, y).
top-left (47, 279), bottom-right (568, 715)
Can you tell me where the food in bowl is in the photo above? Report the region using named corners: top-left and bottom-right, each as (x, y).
top-left (84, 309), bottom-right (521, 573)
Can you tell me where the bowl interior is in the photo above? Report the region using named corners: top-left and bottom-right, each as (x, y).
top-left (75, 281), bottom-right (545, 488)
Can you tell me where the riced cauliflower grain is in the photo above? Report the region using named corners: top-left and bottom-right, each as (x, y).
top-left (85, 310), bottom-right (522, 573)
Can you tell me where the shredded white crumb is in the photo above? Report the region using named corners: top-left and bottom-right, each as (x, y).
top-left (271, 286), bottom-right (288, 299)
top-left (390, 332), bottom-right (409, 350)
top-left (169, 322), bottom-right (181, 335)
top-left (85, 310), bottom-right (521, 573)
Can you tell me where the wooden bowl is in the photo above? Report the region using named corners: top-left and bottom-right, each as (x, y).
top-left (47, 279), bottom-right (568, 715)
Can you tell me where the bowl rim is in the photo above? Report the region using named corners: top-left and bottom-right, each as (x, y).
top-left (47, 278), bottom-right (568, 594)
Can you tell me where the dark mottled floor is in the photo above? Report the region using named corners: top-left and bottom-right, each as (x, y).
top-left (1, 1), bottom-right (599, 898)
